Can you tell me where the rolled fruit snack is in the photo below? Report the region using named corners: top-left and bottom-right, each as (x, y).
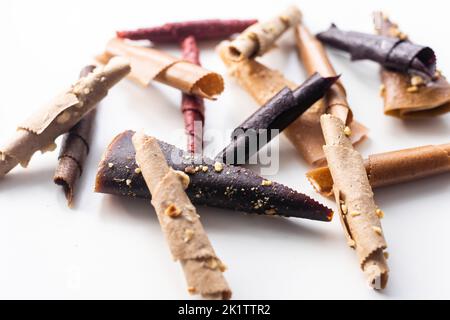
top-left (216, 73), bottom-right (339, 164)
top-left (132, 132), bottom-right (231, 300)
top-left (97, 38), bottom-right (224, 100)
top-left (117, 19), bottom-right (257, 43)
top-left (227, 5), bottom-right (302, 61)
top-left (321, 114), bottom-right (389, 290)
top-left (316, 23), bottom-right (436, 79)
top-left (374, 12), bottom-right (450, 118)
top-left (180, 36), bottom-right (205, 154)
top-left (53, 65), bottom-right (97, 206)
top-left (0, 58), bottom-right (131, 179)
top-left (95, 131), bottom-right (333, 222)
top-left (217, 41), bottom-right (367, 166)
top-left (296, 21), bottom-right (388, 289)
top-left (307, 143), bottom-right (450, 197)
top-left (295, 23), bottom-right (353, 124)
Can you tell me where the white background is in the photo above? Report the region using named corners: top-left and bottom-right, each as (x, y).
top-left (0, 0), bottom-right (449, 299)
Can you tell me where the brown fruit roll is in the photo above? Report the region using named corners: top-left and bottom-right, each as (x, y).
top-left (132, 132), bottom-right (231, 300)
top-left (180, 36), bottom-right (205, 154)
top-left (0, 58), bottom-right (130, 179)
top-left (97, 38), bottom-right (224, 100)
top-left (295, 23), bottom-right (352, 124)
top-left (374, 12), bottom-right (450, 118)
top-left (53, 66), bottom-right (97, 206)
top-left (95, 131), bottom-right (333, 221)
top-left (308, 143), bottom-right (450, 197)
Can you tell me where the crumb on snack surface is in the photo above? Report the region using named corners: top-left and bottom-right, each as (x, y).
top-left (372, 226), bottom-right (383, 235)
top-left (376, 208), bottom-right (385, 219)
top-left (183, 229), bottom-right (195, 243)
top-left (214, 162), bottom-right (224, 172)
top-left (344, 126), bottom-right (352, 136)
top-left (379, 84), bottom-right (386, 96)
top-left (410, 75), bottom-right (424, 87)
top-left (188, 287), bottom-right (197, 294)
top-left (165, 203), bottom-right (182, 218)
top-left (184, 166), bottom-right (196, 174)
top-left (406, 85), bottom-right (419, 93)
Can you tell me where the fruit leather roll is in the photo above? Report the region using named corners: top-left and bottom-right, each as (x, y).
top-left (0, 58), bottom-right (130, 178)
top-left (321, 114), bottom-right (389, 289)
top-left (317, 23), bottom-right (436, 78)
top-left (217, 41), bottom-right (367, 166)
top-left (216, 73), bottom-right (338, 164)
top-left (227, 6), bottom-right (301, 61)
top-left (295, 23), bottom-right (352, 124)
top-left (117, 19), bottom-right (257, 43)
top-left (97, 38), bottom-right (224, 100)
top-left (95, 131), bottom-right (333, 221)
top-left (132, 132), bottom-right (231, 300)
top-left (53, 66), bottom-right (97, 206)
top-left (308, 143), bottom-right (450, 197)
top-left (180, 36), bottom-right (205, 154)
top-left (374, 12), bottom-right (450, 118)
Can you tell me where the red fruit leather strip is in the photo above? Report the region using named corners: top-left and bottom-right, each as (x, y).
top-left (117, 19), bottom-right (257, 43)
top-left (181, 36), bottom-right (205, 154)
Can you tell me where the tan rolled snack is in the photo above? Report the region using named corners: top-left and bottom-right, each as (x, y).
top-left (227, 6), bottom-right (302, 61)
top-left (295, 22), bottom-right (388, 288)
top-left (308, 143), bottom-right (450, 196)
top-left (218, 41), bottom-right (366, 166)
top-left (0, 58), bottom-right (130, 178)
top-left (295, 23), bottom-right (353, 124)
top-left (97, 38), bottom-right (224, 100)
top-left (374, 12), bottom-right (450, 118)
top-left (321, 114), bottom-right (388, 289)
top-left (132, 132), bottom-right (231, 300)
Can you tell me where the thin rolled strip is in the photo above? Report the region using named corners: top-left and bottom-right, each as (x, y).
top-left (117, 19), bottom-right (257, 43)
top-left (373, 12), bottom-right (450, 118)
top-left (181, 36), bottom-right (205, 154)
top-left (94, 131), bottom-right (333, 221)
top-left (97, 38), bottom-right (224, 100)
top-left (227, 6), bottom-right (302, 61)
top-left (216, 73), bottom-right (338, 164)
top-left (321, 114), bottom-right (389, 289)
top-left (132, 132), bottom-right (231, 300)
top-left (317, 23), bottom-right (436, 78)
top-left (0, 58), bottom-right (130, 178)
top-left (53, 66), bottom-right (98, 206)
top-left (308, 143), bottom-right (450, 196)
top-left (54, 109), bottom-right (96, 206)
top-left (217, 41), bottom-right (367, 166)
top-left (295, 23), bottom-right (352, 124)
